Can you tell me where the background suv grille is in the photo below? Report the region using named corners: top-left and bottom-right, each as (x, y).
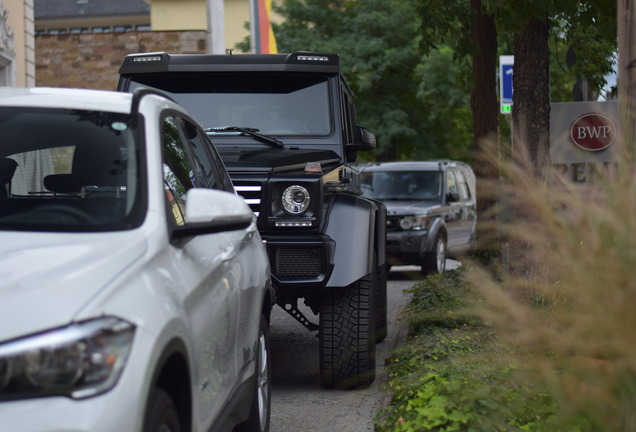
top-left (386, 215), bottom-right (400, 232)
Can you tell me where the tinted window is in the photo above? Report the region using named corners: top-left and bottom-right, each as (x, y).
top-left (341, 89), bottom-right (354, 144)
top-left (0, 108), bottom-right (142, 232)
top-left (162, 116), bottom-right (194, 226)
top-left (182, 119), bottom-right (233, 192)
top-left (128, 73), bottom-right (331, 136)
top-left (446, 170), bottom-right (458, 196)
top-left (453, 169), bottom-right (471, 201)
top-left (361, 170), bottom-right (442, 201)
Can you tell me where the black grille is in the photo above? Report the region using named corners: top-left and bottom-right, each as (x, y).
top-left (270, 246), bottom-right (323, 278)
top-left (386, 215), bottom-right (400, 232)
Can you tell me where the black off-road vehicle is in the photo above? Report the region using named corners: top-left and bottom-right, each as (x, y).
top-left (118, 51), bottom-right (387, 389)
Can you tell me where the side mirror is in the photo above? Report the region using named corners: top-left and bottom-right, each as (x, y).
top-left (171, 188), bottom-right (254, 240)
top-left (345, 126), bottom-right (376, 162)
top-left (447, 191), bottom-right (461, 203)
top-left (347, 126), bottom-right (376, 152)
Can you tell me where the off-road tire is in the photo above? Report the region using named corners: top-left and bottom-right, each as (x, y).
top-left (374, 263), bottom-right (388, 343)
top-left (236, 314), bottom-right (271, 432)
top-left (319, 274), bottom-right (376, 389)
top-left (421, 234), bottom-right (447, 276)
top-left (143, 387), bottom-right (182, 432)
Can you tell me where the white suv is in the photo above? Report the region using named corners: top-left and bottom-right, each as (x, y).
top-left (0, 87), bottom-right (273, 432)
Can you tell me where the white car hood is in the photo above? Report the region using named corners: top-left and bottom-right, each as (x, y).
top-left (0, 231), bottom-right (148, 342)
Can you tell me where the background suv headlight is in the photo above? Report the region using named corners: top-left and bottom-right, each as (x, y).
top-left (399, 215), bottom-right (429, 231)
top-left (0, 317), bottom-right (135, 400)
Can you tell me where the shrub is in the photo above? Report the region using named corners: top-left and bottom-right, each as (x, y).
top-left (376, 270), bottom-right (569, 432)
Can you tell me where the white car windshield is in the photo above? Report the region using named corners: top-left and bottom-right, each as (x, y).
top-left (0, 107), bottom-right (143, 232)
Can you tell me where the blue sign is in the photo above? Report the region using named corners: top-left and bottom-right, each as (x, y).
top-left (500, 56), bottom-right (514, 114)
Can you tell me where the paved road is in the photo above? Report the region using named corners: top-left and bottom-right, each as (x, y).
top-left (268, 266), bottom-right (429, 432)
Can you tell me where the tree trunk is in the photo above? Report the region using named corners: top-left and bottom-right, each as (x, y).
top-left (618, 0), bottom-right (636, 150)
top-left (470, 0), bottom-right (499, 256)
top-left (512, 18), bottom-right (551, 176)
top-left (507, 18), bottom-right (551, 295)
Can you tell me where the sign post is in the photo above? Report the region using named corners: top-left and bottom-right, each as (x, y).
top-left (499, 55), bottom-right (514, 114)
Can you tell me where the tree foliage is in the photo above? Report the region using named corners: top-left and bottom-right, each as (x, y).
top-left (273, 0), bottom-right (473, 161)
top-left (484, 0), bottom-right (617, 99)
top-left (259, 0), bottom-right (616, 163)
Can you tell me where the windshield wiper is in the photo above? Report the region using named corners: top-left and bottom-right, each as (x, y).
top-left (205, 126), bottom-right (283, 148)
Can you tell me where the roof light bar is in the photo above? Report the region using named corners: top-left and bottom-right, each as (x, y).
top-left (297, 55), bottom-right (329, 62)
top-left (132, 55), bottom-right (162, 62)
top-left (275, 221), bottom-right (313, 227)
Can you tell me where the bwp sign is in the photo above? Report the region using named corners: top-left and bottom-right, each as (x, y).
top-left (550, 101), bottom-right (619, 189)
top-left (569, 113), bottom-right (616, 151)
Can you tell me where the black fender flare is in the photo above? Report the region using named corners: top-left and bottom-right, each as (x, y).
top-left (324, 194), bottom-right (377, 288)
top-left (364, 197), bottom-right (387, 268)
top-left (422, 217), bottom-right (447, 255)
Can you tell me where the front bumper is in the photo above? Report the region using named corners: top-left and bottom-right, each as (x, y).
top-left (264, 234), bottom-right (335, 292)
top-left (0, 378), bottom-right (144, 432)
top-left (386, 230), bottom-right (431, 266)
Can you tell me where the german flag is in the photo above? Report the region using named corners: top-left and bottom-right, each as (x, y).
top-left (252, 0), bottom-right (278, 53)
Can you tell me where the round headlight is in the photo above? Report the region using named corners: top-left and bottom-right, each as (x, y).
top-left (282, 185), bottom-right (311, 215)
top-left (399, 217), bottom-right (413, 230)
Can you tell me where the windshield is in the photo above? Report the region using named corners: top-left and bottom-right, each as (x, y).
top-left (127, 72), bottom-right (331, 136)
top-left (361, 170), bottom-right (442, 201)
top-left (0, 108), bottom-right (143, 232)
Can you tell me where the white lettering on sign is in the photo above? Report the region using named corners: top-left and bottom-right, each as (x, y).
top-left (553, 161), bottom-right (618, 183)
top-left (569, 113), bottom-right (616, 151)
top-left (576, 126), bottom-right (612, 140)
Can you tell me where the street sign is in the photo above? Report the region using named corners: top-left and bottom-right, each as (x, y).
top-left (499, 55), bottom-right (514, 114)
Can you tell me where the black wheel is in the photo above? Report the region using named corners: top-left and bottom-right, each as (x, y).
top-left (421, 234), bottom-right (447, 276)
top-left (319, 274), bottom-right (376, 389)
top-left (143, 387), bottom-right (182, 432)
top-left (374, 263), bottom-right (388, 343)
top-left (235, 314), bottom-right (271, 432)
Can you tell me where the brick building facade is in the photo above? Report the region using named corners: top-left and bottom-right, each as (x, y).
top-left (35, 30), bottom-right (207, 90)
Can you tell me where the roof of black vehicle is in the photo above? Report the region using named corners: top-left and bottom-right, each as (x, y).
top-left (119, 51), bottom-right (342, 74)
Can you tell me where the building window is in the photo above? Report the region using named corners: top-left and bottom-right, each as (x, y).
top-left (92, 27), bottom-right (111, 33)
top-left (70, 28), bottom-right (89, 34)
top-left (47, 29), bottom-right (68, 35)
top-left (113, 25), bottom-right (133, 33)
top-left (136, 25), bottom-right (151, 31)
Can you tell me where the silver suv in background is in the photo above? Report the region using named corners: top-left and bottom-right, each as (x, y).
top-left (359, 161), bottom-right (476, 275)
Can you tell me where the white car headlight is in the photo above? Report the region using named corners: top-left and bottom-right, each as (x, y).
top-left (399, 215), bottom-right (429, 231)
top-left (0, 317), bottom-right (134, 400)
top-left (282, 185), bottom-right (311, 215)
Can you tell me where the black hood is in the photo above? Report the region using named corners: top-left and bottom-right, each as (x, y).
top-left (218, 146), bottom-right (341, 174)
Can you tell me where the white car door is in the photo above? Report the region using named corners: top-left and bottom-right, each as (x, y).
top-left (160, 114), bottom-right (241, 428)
